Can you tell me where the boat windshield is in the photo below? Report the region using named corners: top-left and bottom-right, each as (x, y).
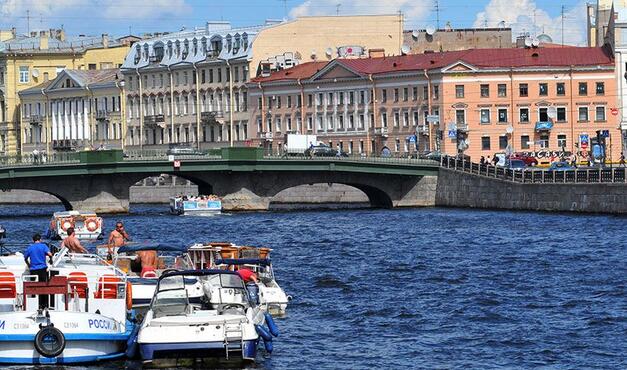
top-left (153, 275), bottom-right (190, 317)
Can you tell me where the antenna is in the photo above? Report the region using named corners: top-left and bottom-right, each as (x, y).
top-left (279, 0), bottom-right (288, 18)
top-left (561, 5), bottom-right (564, 46)
top-left (336, 3), bottom-right (341, 16)
top-left (434, 0), bottom-right (440, 29)
top-left (26, 9), bottom-right (30, 35)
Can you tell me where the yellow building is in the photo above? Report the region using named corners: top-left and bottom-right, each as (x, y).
top-left (0, 29), bottom-right (131, 155)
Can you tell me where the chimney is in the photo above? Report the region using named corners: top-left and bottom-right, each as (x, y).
top-left (39, 31), bottom-right (49, 50)
top-left (101, 33), bottom-right (109, 48)
top-left (57, 29), bottom-right (66, 42)
top-left (368, 48), bottom-right (385, 58)
top-left (11, 27), bottom-right (16, 38)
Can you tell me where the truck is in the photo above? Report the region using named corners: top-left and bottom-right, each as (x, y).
top-left (283, 134), bottom-right (318, 156)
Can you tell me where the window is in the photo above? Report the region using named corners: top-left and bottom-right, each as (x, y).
top-left (217, 68), bottom-right (222, 83)
top-left (358, 114), bottom-right (365, 129)
top-left (578, 82), bottom-right (587, 96)
top-left (329, 92), bottom-right (335, 105)
top-left (316, 93), bottom-right (323, 105)
top-left (595, 106), bottom-right (606, 121)
top-left (360, 91), bottom-right (366, 104)
top-left (201, 70), bottom-right (206, 84)
top-left (498, 108), bottom-right (508, 123)
top-left (234, 67), bottom-right (239, 82)
top-left (539, 83), bottom-right (548, 96)
top-left (539, 107), bottom-right (548, 122)
top-left (413, 111), bottom-right (419, 126)
top-left (497, 84), bottom-right (507, 97)
top-left (226, 67), bottom-right (230, 82)
top-left (596, 82), bottom-right (605, 95)
top-left (209, 69), bottom-right (214, 83)
top-left (557, 107), bottom-right (566, 122)
top-left (521, 135), bottom-right (530, 149)
top-left (276, 117), bottom-right (282, 132)
top-left (349, 115), bottom-right (355, 129)
top-left (539, 134), bottom-right (549, 148)
top-left (519, 83), bottom-right (528, 97)
top-left (412, 87), bottom-right (418, 101)
top-left (403, 111), bottom-right (409, 127)
top-left (381, 89), bottom-right (387, 103)
top-left (381, 112), bottom-right (387, 127)
top-left (499, 135), bottom-right (508, 150)
top-left (287, 96), bottom-right (292, 108)
top-left (578, 106), bottom-right (589, 121)
top-left (557, 134), bottom-right (567, 148)
top-left (307, 116), bottom-right (313, 130)
top-left (19, 66), bottom-right (29, 83)
top-left (455, 109), bottom-right (465, 125)
top-left (455, 85), bottom-right (464, 98)
top-left (480, 109), bottom-right (490, 124)
top-left (432, 85), bottom-right (439, 99)
top-left (520, 108), bottom-right (529, 123)
top-left (556, 82), bottom-right (565, 96)
top-left (423, 86), bottom-right (428, 99)
top-left (276, 96), bottom-right (281, 109)
top-left (402, 88), bottom-right (408, 102)
top-left (349, 91), bottom-right (355, 104)
top-left (480, 84), bottom-right (489, 98)
top-left (481, 136), bottom-right (491, 150)
top-left (394, 112), bottom-right (400, 127)
top-left (307, 94), bottom-right (313, 107)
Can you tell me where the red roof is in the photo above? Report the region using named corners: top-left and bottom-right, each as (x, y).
top-left (253, 47), bottom-right (613, 83)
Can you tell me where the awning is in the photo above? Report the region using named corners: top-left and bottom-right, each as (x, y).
top-left (535, 121), bottom-right (553, 131)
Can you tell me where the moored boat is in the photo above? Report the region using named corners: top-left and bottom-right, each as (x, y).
top-left (169, 195), bottom-right (222, 216)
top-left (46, 211), bottom-right (103, 241)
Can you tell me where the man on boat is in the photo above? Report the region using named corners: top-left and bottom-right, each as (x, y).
top-left (237, 268), bottom-right (259, 283)
top-left (24, 234), bottom-right (52, 308)
top-left (61, 227), bottom-right (88, 253)
top-left (137, 249), bottom-right (158, 278)
top-left (107, 222), bottom-right (131, 257)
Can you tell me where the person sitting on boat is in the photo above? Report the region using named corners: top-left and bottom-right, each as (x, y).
top-left (107, 222), bottom-right (131, 258)
top-left (237, 268), bottom-right (259, 283)
top-left (61, 227), bottom-right (88, 254)
top-left (24, 233), bottom-right (52, 308)
top-left (137, 249), bottom-right (158, 278)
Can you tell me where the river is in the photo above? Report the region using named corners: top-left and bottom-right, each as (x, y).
top-left (0, 205), bottom-right (625, 369)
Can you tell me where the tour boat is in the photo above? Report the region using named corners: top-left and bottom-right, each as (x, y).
top-left (46, 211), bottom-right (103, 241)
top-left (136, 269), bottom-right (278, 364)
top-left (169, 196), bottom-right (222, 216)
top-left (0, 250), bottom-right (134, 364)
top-left (187, 243), bottom-right (290, 315)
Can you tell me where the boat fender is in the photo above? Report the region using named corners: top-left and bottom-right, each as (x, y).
top-left (34, 325), bottom-right (66, 358)
top-left (264, 312), bottom-right (280, 337)
top-left (264, 338), bottom-right (274, 353)
top-left (255, 324), bottom-right (272, 342)
top-left (126, 281), bottom-right (133, 311)
top-left (125, 323), bottom-right (141, 359)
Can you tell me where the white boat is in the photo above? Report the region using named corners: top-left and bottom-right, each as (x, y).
top-left (0, 249), bottom-right (133, 364)
top-left (170, 196), bottom-right (222, 216)
top-left (187, 243), bottom-right (290, 316)
top-left (137, 269), bottom-right (278, 363)
top-left (46, 211), bottom-right (104, 241)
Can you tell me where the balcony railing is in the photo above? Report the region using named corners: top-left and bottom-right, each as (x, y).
top-left (201, 111), bottom-right (224, 122)
top-left (29, 115), bottom-right (43, 125)
top-left (374, 127), bottom-right (388, 136)
top-left (96, 110), bottom-right (108, 120)
top-left (144, 114), bottom-right (165, 126)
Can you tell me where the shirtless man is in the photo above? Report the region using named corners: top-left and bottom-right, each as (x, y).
top-left (107, 222), bottom-right (131, 256)
top-left (62, 227), bottom-right (88, 253)
top-left (137, 249), bottom-right (158, 277)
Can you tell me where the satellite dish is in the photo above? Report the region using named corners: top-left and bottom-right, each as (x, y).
top-left (31, 69), bottom-right (39, 78)
top-left (412, 30), bottom-right (419, 39)
top-left (310, 49), bottom-right (317, 59)
top-left (401, 44), bottom-right (410, 55)
top-left (506, 125), bottom-right (514, 134)
top-left (532, 38), bottom-right (540, 47)
top-left (547, 106), bottom-right (557, 119)
top-left (537, 33), bottom-right (553, 43)
top-left (325, 47), bottom-right (334, 57)
top-left (425, 25), bottom-right (436, 36)
top-left (524, 37), bottom-right (533, 48)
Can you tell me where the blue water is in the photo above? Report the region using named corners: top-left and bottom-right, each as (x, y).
top-left (0, 205), bottom-right (625, 369)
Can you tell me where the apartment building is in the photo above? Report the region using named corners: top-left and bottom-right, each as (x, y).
top-left (18, 69), bottom-right (125, 154)
top-left (120, 15), bottom-right (403, 150)
top-left (0, 29), bottom-right (130, 154)
top-left (248, 46), bottom-right (621, 161)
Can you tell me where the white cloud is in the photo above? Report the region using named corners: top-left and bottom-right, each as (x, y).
top-left (290, 0), bottom-right (431, 22)
top-left (474, 0), bottom-right (588, 46)
top-left (102, 0), bottom-right (192, 20)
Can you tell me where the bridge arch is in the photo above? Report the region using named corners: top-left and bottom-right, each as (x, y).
top-left (131, 173), bottom-right (215, 203)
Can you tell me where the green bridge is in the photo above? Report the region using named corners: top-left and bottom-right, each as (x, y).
top-left (0, 148), bottom-right (440, 213)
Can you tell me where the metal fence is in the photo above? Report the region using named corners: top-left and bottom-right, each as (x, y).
top-left (0, 152), bottom-right (80, 166)
top-left (262, 154), bottom-right (440, 166)
top-left (441, 156), bottom-right (627, 184)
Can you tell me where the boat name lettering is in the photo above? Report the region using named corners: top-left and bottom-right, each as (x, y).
top-left (13, 322), bottom-right (29, 329)
top-left (64, 322), bottom-right (78, 329)
top-left (88, 319), bottom-right (114, 330)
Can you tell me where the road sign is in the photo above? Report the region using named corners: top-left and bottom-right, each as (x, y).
top-left (173, 160), bottom-right (181, 168)
top-left (448, 130), bottom-right (457, 138)
top-left (168, 155), bottom-right (175, 162)
top-left (426, 115), bottom-right (440, 123)
top-left (580, 134), bottom-right (589, 149)
top-left (600, 130), bottom-right (610, 138)
top-left (611, 107), bottom-right (619, 116)
top-left (409, 135), bottom-right (416, 143)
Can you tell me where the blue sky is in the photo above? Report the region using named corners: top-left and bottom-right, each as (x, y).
top-left (0, 0), bottom-right (589, 45)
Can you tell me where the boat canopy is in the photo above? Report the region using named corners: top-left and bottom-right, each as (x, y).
top-left (117, 243), bottom-right (188, 253)
top-left (215, 258), bottom-right (272, 266)
top-left (161, 269), bottom-right (241, 279)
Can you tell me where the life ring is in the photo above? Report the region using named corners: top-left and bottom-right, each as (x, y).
top-left (85, 218), bottom-right (100, 232)
top-left (60, 219), bottom-right (74, 232)
top-left (126, 281), bottom-right (133, 310)
top-left (34, 325), bottom-right (66, 358)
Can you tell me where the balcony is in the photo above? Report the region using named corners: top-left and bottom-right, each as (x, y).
top-left (29, 115), bottom-right (43, 125)
top-left (144, 114), bottom-right (165, 127)
top-left (96, 110), bottom-right (108, 120)
top-left (374, 127), bottom-right (388, 136)
top-left (201, 111), bottom-right (224, 123)
top-left (258, 132), bottom-right (273, 140)
top-left (535, 121), bottom-right (553, 132)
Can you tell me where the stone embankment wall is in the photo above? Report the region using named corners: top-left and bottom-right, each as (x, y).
top-left (436, 168), bottom-right (627, 214)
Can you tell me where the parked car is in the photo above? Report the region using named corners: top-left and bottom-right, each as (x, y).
top-left (547, 161), bottom-right (574, 171)
top-left (166, 145), bottom-right (205, 156)
top-left (305, 145), bottom-right (348, 157)
top-left (508, 159), bottom-right (526, 171)
top-left (508, 153), bottom-right (538, 167)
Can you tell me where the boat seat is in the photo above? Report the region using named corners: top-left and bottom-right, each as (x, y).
top-left (0, 271), bottom-right (16, 299)
top-left (68, 272), bottom-right (88, 298)
top-left (94, 274), bottom-right (121, 299)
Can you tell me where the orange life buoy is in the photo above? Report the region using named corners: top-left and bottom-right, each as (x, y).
top-left (126, 281), bottom-right (133, 310)
top-left (85, 218), bottom-right (100, 232)
top-left (60, 218), bottom-right (74, 232)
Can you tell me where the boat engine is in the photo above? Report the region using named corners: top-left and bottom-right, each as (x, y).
top-left (0, 225), bottom-right (5, 240)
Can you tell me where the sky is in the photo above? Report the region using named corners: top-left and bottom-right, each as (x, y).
top-left (0, 0), bottom-right (590, 45)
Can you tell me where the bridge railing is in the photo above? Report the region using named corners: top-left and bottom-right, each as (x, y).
top-left (123, 149), bottom-right (221, 161)
top-left (441, 156), bottom-right (627, 184)
top-left (263, 154), bottom-right (440, 166)
top-left (0, 152), bottom-right (80, 166)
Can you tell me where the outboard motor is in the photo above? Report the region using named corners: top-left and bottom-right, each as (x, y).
top-left (0, 224), bottom-right (5, 240)
top-left (246, 282), bottom-right (260, 305)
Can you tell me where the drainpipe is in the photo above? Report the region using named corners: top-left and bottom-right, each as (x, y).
top-left (115, 79), bottom-right (126, 151)
top-left (168, 66), bottom-right (175, 144)
top-left (193, 63), bottom-right (201, 150)
top-left (569, 66), bottom-right (575, 154)
top-left (85, 85), bottom-right (95, 147)
top-left (509, 67), bottom-right (515, 153)
top-left (225, 59), bottom-right (234, 147)
top-left (41, 89), bottom-right (50, 154)
top-left (424, 69), bottom-right (432, 152)
top-left (259, 82), bottom-right (265, 146)
top-left (136, 68), bottom-right (143, 150)
top-left (368, 74), bottom-right (376, 155)
top-left (297, 78), bottom-right (305, 133)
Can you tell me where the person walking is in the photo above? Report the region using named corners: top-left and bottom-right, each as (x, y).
top-left (24, 234), bottom-right (52, 308)
top-left (492, 155), bottom-right (499, 166)
top-left (620, 152), bottom-right (626, 167)
top-left (480, 156), bottom-right (485, 165)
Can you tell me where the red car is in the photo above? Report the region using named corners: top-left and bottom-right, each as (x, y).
top-left (508, 153), bottom-right (538, 166)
